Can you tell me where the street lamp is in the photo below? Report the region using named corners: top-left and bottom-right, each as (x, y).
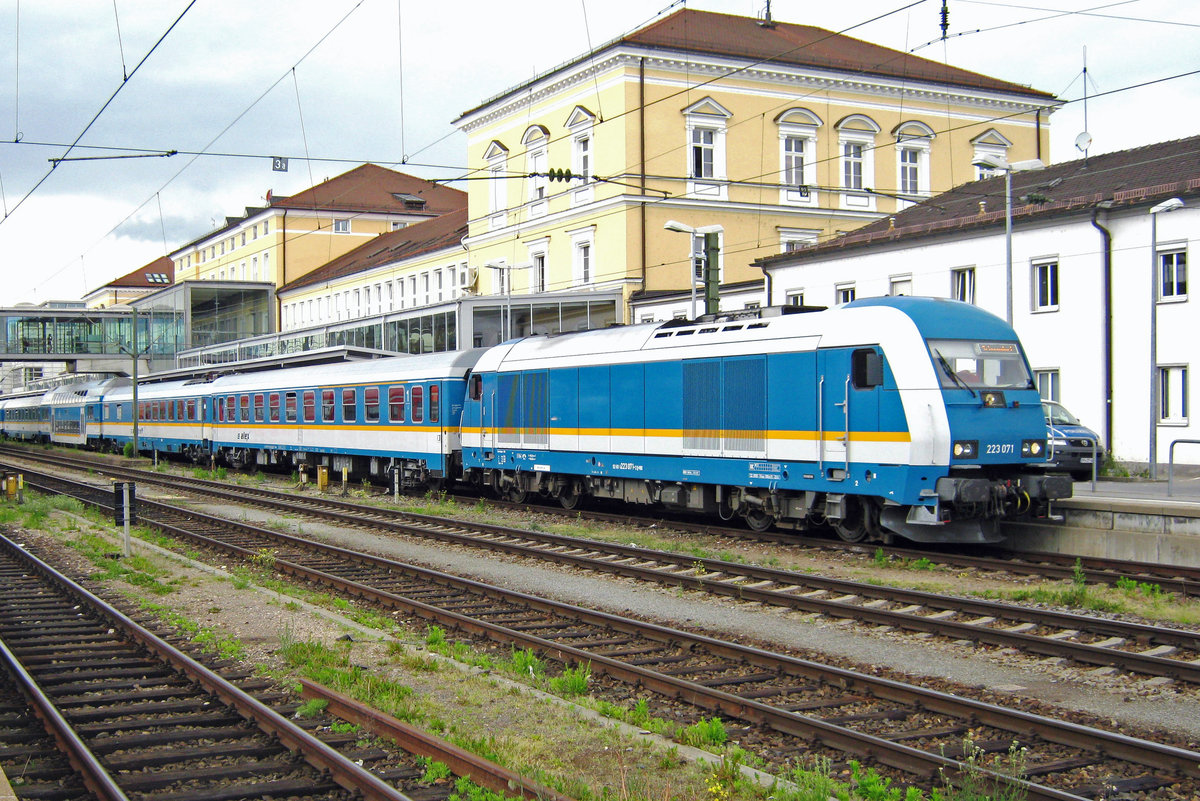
top-left (664, 220), bottom-right (721, 319)
top-left (970, 155), bottom-right (1044, 325)
top-left (1148, 197), bottom-right (1185, 479)
top-left (482, 260), bottom-right (530, 342)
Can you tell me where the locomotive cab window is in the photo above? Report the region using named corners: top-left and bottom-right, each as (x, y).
top-left (927, 339), bottom-right (1034, 390)
top-left (852, 348), bottom-right (883, 389)
top-left (468, 374), bottom-right (482, 401)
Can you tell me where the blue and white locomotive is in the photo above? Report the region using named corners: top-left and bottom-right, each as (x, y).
top-left (460, 297), bottom-right (1068, 543)
top-left (0, 297), bottom-right (1069, 544)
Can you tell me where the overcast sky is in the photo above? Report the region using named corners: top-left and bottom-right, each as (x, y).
top-left (0, 0), bottom-right (1195, 305)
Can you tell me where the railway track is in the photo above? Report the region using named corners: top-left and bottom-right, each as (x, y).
top-left (0, 529), bottom-right (569, 801)
top-left (11, 464), bottom-right (1200, 800)
top-left (6, 453), bottom-right (1200, 687)
top-left (2, 443), bottom-right (1195, 597)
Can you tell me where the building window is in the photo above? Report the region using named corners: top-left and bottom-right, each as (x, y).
top-left (1159, 249), bottom-right (1187, 301)
top-left (683, 97), bottom-right (731, 199)
top-left (1033, 261), bottom-right (1059, 311)
top-left (484, 141), bottom-right (509, 222)
top-left (1035, 369), bottom-right (1060, 401)
top-left (691, 231), bottom-right (723, 286)
top-left (951, 267), bottom-right (975, 304)
top-left (842, 142), bottom-right (864, 190)
top-left (899, 147), bottom-right (920, 195)
top-left (528, 146), bottom-right (547, 203)
top-left (1159, 365), bottom-right (1189, 423)
top-left (333, 219), bottom-right (350, 234)
top-left (890, 275), bottom-right (912, 296)
top-left (776, 110), bottom-right (820, 206)
top-left (532, 252), bottom-right (546, 293)
top-left (576, 242), bottom-right (591, 284)
top-left (836, 283), bottom-right (856, 304)
top-left (574, 135), bottom-right (590, 182)
top-left (692, 127), bottom-right (716, 179)
top-left (785, 290), bottom-right (805, 307)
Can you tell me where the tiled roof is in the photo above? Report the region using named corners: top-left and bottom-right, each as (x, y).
top-left (626, 9), bottom-right (1053, 98)
top-left (757, 135), bottom-right (1200, 267)
top-left (459, 8), bottom-right (1053, 120)
top-left (271, 163), bottom-right (464, 215)
top-left (278, 208), bottom-right (467, 294)
top-left (100, 256), bottom-right (176, 289)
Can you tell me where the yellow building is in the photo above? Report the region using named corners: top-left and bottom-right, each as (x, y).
top-left (452, 8), bottom-right (1058, 322)
top-left (168, 163), bottom-right (465, 297)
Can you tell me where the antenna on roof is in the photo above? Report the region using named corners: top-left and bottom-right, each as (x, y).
top-left (939, 0), bottom-right (949, 40)
top-left (758, 0), bottom-right (775, 28)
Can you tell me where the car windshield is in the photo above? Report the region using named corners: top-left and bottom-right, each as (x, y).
top-left (1043, 401), bottom-right (1080, 426)
top-left (927, 339), bottom-right (1034, 390)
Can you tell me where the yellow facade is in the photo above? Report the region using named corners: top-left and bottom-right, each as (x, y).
top-left (454, 14), bottom-right (1056, 321)
top-left (170, 211), bottom-right (405, 288)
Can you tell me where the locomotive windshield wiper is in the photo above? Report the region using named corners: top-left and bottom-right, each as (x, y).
top-left (933, 349), bottom-right (977, 398)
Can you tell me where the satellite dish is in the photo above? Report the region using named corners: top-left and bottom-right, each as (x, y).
top-left (1075, 132), bottom-right (1093, 153)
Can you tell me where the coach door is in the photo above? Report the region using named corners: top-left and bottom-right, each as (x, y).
top-left (199, 397), bottom-right (212, 447)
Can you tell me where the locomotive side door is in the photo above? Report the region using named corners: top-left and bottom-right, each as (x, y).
top-left (816, 348), bottom-right (853, 477)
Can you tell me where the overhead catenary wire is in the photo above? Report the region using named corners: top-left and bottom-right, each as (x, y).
top-left (0, 0), bottom-right (197, 227)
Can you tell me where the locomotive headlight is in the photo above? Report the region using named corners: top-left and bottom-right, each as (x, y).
top-left (1021, 439), bottom-right (1045, 457)
top-left (952, 440), bottom-right (978, 459)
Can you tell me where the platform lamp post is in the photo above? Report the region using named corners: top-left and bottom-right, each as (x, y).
top-left (483, 260), bottom-right (530, 342)
top-left (969, 155), bottom-right (1044, 325)
top-left (1148, 197), bottom-right (1185, 479)
top-left (664, 221), bottom-right (721, 319)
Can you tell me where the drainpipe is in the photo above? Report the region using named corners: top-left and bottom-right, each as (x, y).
top-left (759, 260), bottom-right (773, 307)
top-left (278, 208), bottom-right (288, 333)
top-left (1090, 201), bottom-right (1114, 451)
top-left (639, 58), bottom-right (648, 304)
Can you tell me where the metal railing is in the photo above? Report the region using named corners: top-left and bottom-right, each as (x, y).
top-left (1167, 439), bottom-right (1200, 497)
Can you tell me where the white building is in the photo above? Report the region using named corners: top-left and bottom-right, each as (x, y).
top-left (757, 136), bottom-right (1200, 469)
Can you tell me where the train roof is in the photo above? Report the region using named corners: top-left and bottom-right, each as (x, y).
top-left (474, 298), bottom-right (1013, 372)
top-left (183, 350), bottom-right (486, 395)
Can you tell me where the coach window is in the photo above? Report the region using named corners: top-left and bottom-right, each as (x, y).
top-left (429, 385), bottom-right (440, 423)
top-left (239, 395), bottom-right (250, 422)
top-left (852, 348), bottom-right (884, 389)
top-left (321, 389), bottom-right (335, 423)
top-left (412, 386), bottom-right (424, 423)
top-left (225, 396), bottom-right (235, 422)
top-left (253, 394), bottom-right (264, 423)
top-left (365, 388), bottom-right (380, 423)
top-left (389, 386), bottom-right (405, 423)
top-left (285, 392), bottom-right (298, 423)
top-left (216, 400), bottom-right (224, 423)
top-left (187, 399), bottom-right (196, 421)
top-left (269, 393), bottom-right (281, 423)
top-left (342, 388), bottom-right (357, 423)
top-left (303, 391), bottom-right (316, 423)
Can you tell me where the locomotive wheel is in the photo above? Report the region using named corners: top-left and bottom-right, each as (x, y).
top-left (558, 482), bottom-right (582, 510)
top-left (743, 509), bottom-right (775, 532)
top-left (833, 497), bottom-right (870, 543)
top-left (505, 485), bottom-right (528, 504)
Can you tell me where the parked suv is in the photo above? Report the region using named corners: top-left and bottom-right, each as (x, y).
top-left (1042, 400), bottom-right (1103, 481)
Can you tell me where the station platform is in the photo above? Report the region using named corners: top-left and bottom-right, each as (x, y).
top-left (1004, 476), bottom-right (1200, 568)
